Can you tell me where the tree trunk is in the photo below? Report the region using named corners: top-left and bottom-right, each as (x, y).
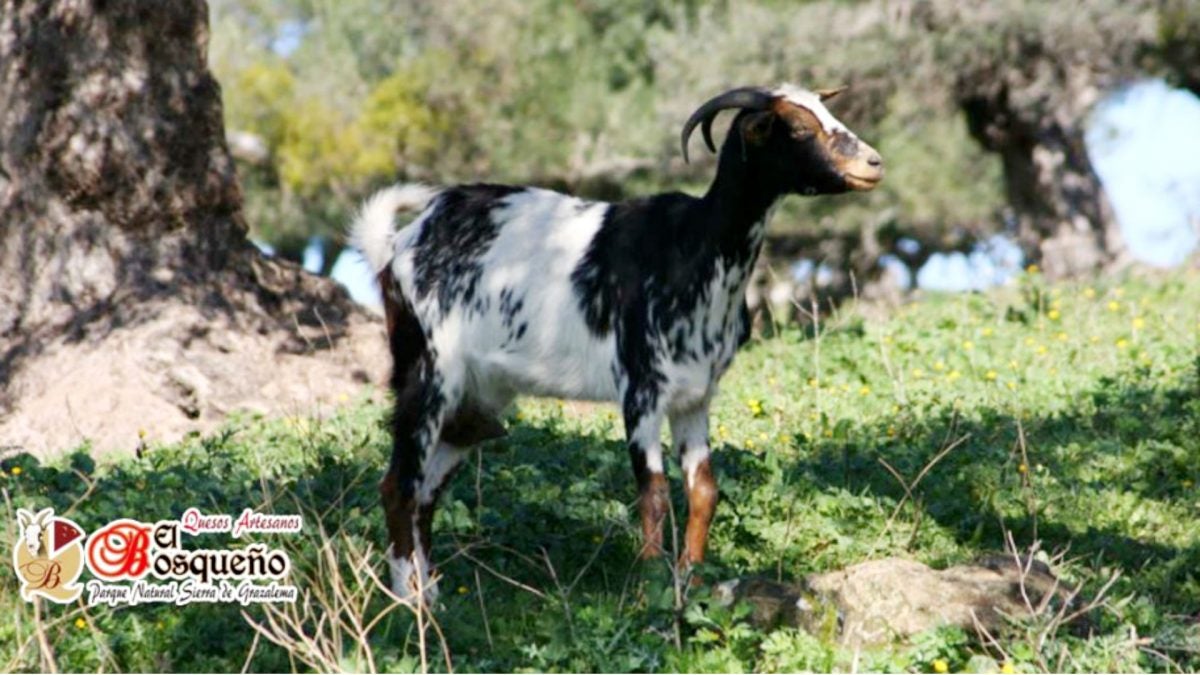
top-left (954, 56), bottom-right (1130, 279)
top-left (0, 0), bottom-right (378, 454)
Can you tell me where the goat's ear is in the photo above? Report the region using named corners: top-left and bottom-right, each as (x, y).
top-left (17, 508), bottom-right (32, 527)
top-left (35, 507), bottom-right (53, 525)
top-left (740, 110), bottom-right (776, 146)
top-left (816, 85), bottom-right (848, 101)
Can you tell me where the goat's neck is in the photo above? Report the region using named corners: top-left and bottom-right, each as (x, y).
top-left (702, 152), bottom-right (782, 256)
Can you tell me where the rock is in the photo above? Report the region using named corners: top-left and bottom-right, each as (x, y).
top-left (717, 555), bottom-right (1075, 647)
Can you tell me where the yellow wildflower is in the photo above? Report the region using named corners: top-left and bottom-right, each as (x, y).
top-left (1116, 338), bottom-right (1129, 349)
top-left (859, 385), bottom-right (871, 396)
top-left (745, 438), bottom-right (756, 449)
top-left (985, 370), bottom-right (998, 381)
top-left (947, 370), bottom-right (961, 381)
top-left (933, 360), bottom-right (946, 372)
top-left (932, 658), bottom-right (950, 674)
top-left (1035, 344), bottom-right (1048, 356)
top-left (981, 327), bottom-right (994, 337)
top-left (1006, 381), bottom-right (1017, 391)
top-left (1018, 463), bottom-right (1028, 474)
top-left (961, 340), bottom-right (974, 351)
top-left (1107, 301), bottom-right (1120, 312)
top-left (1001, 661), bottom-right (1016, 674)
top-left (1132, 317), bottom-right (1145, 330)
top-left (1024, 337), bottom-right (1036, 347)
top-left (10, 467), bottom-right (21, 476)
top-left (1056, 332), bottom-right (1068, 342)
top-left (457, 585), bottom-right (469, 595)
top-left (1083, 287), bottom-right (1096, 299)
top-left (912, 368), bottom-right (924, 378)
top-left (75, 618), bottom-right (86, 629)
top-left (1047, 309), bottom-right (1060, 321)
top-left (1026, 264), bottom-right (1039, 275)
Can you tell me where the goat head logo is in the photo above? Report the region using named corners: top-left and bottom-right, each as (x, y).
top-left (13, 507), bottom-right (85, 604)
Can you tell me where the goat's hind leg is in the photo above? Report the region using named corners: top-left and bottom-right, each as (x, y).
top-left (377, 283), bottom-right (462, 604)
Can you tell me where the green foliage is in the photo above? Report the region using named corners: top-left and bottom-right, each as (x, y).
top-left (206, 0), bottom-right (1020, 249)
top-left (4, 273), bottom-right (1198, 672)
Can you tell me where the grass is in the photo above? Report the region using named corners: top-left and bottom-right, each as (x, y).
top-left (2, 269), bottom-right (1199, 673)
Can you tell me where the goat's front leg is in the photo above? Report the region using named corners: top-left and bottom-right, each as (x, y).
top-left (624, 394), bottom-right (668, 559)
top-left (670, 405), bottom-right (717, 572)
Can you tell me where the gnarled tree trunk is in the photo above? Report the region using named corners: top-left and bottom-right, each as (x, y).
top-left (0, 0), bottom-right (379, 455)
top-left (955, 52), bottom-right (1131, 279)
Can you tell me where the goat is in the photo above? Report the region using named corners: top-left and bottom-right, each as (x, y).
top-left (17, 507), bottom-right (52, 557)
top-left (351, 84), bottom-right (884, 603)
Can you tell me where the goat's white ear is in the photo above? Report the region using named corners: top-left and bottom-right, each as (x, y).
top-left (35, 507), bottom-right (53, 525)
top-left (816, 85), bottom-right (848, 101)
top-left (17, 508), bottom-right (33, 527)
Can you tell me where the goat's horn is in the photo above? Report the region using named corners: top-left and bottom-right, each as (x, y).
top-left (681, 86), bottom-right (775, 163)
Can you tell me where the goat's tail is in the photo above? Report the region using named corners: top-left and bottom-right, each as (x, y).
top-left (349, 183), bottom-right (441, 272)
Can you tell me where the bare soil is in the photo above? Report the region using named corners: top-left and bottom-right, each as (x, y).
top-left (0, 298), bottom-right (389, 460)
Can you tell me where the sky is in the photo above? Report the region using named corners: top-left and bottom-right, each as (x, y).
top-left (1085, 78), bottom-right (1200, 267)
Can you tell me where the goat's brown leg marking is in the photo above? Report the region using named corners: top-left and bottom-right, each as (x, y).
top-left (671, 406), bottom-right (717, 577)
top-left (681, 456), bottom-right (718, 567)
top-left (629, 442), bottom-right (668, 559)
top-left (380, 470), bottom-right (418, 563)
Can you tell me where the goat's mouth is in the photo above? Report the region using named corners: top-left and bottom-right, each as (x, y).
top-left (844, 172), bottom-right (883, 191)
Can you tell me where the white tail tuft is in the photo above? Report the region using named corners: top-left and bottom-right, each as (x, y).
top-left (348, 183), bottom-right (441, 272)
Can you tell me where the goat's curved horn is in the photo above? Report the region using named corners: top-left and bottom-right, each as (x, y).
top-left (681, 87), bottom-right (775, 163)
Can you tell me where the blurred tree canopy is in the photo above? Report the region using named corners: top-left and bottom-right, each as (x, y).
top-left (209, 0), bottom-right (1199, 275)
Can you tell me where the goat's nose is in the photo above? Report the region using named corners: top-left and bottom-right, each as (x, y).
top-left (867, 152), bottom-right (883, 167)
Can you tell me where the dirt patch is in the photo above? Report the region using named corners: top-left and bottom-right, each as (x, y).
top-left (0, 298), bottom-right (390, 460)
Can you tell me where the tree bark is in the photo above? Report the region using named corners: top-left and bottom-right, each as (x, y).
top-left (955, 83), bottom-right (1123, 278)
top-left (0, 0), bottom-right (361, 393)
top-left (957, 66), bottom-right (1129, 279)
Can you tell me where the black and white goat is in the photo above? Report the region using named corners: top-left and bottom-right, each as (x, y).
top-left (351, 84), bottom-right (884, 602)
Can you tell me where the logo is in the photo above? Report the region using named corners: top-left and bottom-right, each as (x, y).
top-left (13, 507), bottom-right (302, 607)
top-left (14, 507), bottom-right (85, 604)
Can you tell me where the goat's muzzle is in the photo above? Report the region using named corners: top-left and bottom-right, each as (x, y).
top-left (842, 144), bottom-right (884, 191)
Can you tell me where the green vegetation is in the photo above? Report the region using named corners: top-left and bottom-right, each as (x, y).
top-left (3, 271), bottom-right (1199, 672)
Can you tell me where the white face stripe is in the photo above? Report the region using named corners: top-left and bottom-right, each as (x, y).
top-left (773, 83), bottom-right (853, 137)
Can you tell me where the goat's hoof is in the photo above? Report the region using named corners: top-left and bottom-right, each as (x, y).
top-left (386, 549), bottom-right (439, 607)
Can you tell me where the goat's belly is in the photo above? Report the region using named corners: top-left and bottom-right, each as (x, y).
top-left (464, 321), bottom-right (619, 407)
